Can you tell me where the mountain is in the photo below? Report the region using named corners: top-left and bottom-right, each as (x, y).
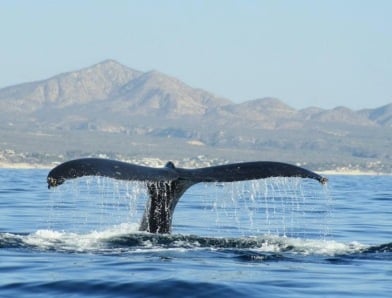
top-left (0, 60), bottom-right (141, 113)
top-left (111, 70), bottom-right (230, 117)
top-left (359, 103), bottom-right (392, 127)
top-left (1, 60), bottom-right (390, 127)
top-left (0, 60), bottom-right (391, 172)
top-left (298, 106), bottom-right (376, 127)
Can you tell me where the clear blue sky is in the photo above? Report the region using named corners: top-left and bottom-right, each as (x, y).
top-left (1, 0), bottom-right (391, 109)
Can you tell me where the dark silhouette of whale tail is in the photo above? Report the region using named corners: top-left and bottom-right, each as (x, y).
top-left (47, 158), bottom-right (327, 234)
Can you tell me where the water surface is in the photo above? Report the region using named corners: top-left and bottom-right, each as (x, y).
top-left (0, 169), bottom-right (391, 297)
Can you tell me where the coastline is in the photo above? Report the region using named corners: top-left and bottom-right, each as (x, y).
top-left (317, 170), bottom-right (388, 176)
top-left (0, 161), bottom-right (390, 175)
top-left (0, 162), bottom-right (52, 169)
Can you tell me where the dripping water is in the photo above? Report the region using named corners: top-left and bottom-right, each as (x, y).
top-left (47, 177), bottom-right (331, 239)
top-left (47, 177), bottom-right (148, 233)
top-left (202, 177), bottom-right (331, 239)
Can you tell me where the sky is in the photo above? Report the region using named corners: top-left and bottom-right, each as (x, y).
top-left (0, 0), bottom-right (391, 110)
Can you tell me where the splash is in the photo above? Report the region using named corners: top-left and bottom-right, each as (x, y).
top-left (21, 223), bottom-right (140, 252)
top-left (0, 228), bottom-right (371, 257)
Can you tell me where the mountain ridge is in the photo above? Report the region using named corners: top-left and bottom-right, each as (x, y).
top-left (0, 60), bottom-right (391, 172)
top-left (1, 59), bottom-right (390, 122)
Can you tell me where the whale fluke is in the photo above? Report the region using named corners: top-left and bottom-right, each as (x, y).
top-left (47, 158), bottom-right (327, 234)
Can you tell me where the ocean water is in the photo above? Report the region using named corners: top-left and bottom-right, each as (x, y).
top-left (0, 169), bottom-right (391, 297)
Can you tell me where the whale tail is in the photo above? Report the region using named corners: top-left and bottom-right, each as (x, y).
top-left (47, 158), bottom-right (327, 234)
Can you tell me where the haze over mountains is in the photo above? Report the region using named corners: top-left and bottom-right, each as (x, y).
top-left (0, 60), bottom-right (391, 172)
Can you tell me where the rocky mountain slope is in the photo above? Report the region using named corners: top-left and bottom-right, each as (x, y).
top-left (0, 60), bottom-right (391, 172)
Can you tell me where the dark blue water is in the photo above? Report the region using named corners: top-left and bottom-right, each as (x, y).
top-left (0, 169), bottom-right (391, 297)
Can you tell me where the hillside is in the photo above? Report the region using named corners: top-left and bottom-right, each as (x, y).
top-left (0, 60), bottom-right (391, 173)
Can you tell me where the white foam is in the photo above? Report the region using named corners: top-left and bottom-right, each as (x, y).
top-left (23, 223), bottom-right (140, 252)
top-left (254, 235), bottom-right (367, 255)
top-left (17, 225), bottom-right (369, 256)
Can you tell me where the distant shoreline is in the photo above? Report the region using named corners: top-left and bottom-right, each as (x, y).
top-left (0, 162), bottom-right (52, 169)
top-left (0, 161), bottom-right (390, 176)
top-left (317, 170), bottom-right (389, 176)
